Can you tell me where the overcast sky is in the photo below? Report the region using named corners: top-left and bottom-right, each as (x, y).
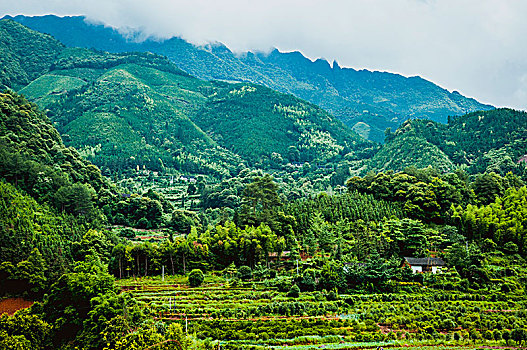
top-left (3, 0), bottom-right (527, 110)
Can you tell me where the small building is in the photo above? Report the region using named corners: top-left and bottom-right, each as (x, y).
top-left (403, 257), bottom-right (446, 274)
top-left (268, 251), bottom-right (310, 263)
top-left (268, 251), bottom-right (291, 262)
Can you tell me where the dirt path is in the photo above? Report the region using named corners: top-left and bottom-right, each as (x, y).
top-left (0, 298), bottom-right (34, 315)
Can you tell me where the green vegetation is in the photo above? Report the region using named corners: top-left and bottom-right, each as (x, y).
top-left (0, 180), bottom-right (84, 297)
top-left (0, 19), bottom-right (370, 185)
top-left (0, 90), bottom-right (111, 224)
top-left (108, 272), bottom-right (527, 348)
top-left (371, 109), bottom-right (527, 178)
top-left (0, 18), bottom-right (63, 90)
top-left (1, 17), bottom-right (527, 350)
top-left (188, 269), bottom-right (204, 287)
top-left (7, 14), bottom-right (493, 142)
top-left (453, 186), bottom-right (527, 254)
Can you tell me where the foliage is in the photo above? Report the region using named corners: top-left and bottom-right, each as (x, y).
top-left (372, 109), bottom-right (527, 178)
top-left (287, 284), bottom-right (301, 298)
top-left (0, 19), bottom-right (372, 183)
top-left (0, 181), bottom-right (86, 294)
top-left (347, 168), bottom-right (473, 223)
top-left (237, 266), bottom-right (252, 281)
top-left (41, 257), bottom-right (115, 346)
top-left (188, 269), bottom-right (205, 287)
top-left (0, 19), bottom-right (63, 90)
top-left (9, 15), bottom-right (493, 143)
top-left (3, 17), bottom-right (527, 350)
top-left (0, 90), bottom-right (109, 217)
top-left (0, 310), bottom-right (51, 350)
top-left (239, 174), bottom-right (282, 227)
top-left (452, 186), bottom-right (527, 255)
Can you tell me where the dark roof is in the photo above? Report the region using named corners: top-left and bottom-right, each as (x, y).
top-left (404, 257), bottom-right (445, 266)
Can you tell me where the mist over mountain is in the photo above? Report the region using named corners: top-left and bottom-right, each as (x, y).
top-left (0, 18), bottom-right (370, 185)
top-left (5, 14), bottom-right (493, 142)
top-left (2, 10), bottom-right (527, 350)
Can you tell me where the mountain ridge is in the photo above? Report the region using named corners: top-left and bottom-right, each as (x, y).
top-left (4, 14), bottom-right (494, 142)
top-left (0, 18), bottom-right (370, 183)
top-left (368, 108), bottom-right (527, 177)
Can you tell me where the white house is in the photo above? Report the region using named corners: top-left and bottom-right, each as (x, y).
top-left (403, 257), bottom-right (446, 274)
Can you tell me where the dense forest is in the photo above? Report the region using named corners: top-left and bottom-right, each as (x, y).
top-left (4, 14), bottom-right (493, 143)
top-left (0, 19), bottom-right (372, 185)
top-left (0, 19), bottom-right (527, 350)
top-left (371, 109), bottom-right (527, 178)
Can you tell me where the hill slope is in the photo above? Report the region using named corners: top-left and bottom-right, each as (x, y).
top-left (0, 90), bottom-right (110, 203)
top-left (369, 108), bottom-right (527, 176)
top-left (5, 14), bottom-right (494, 142)
top-left (0, 19), bottom-right (370, 180)
top-left (0, 18), bottom-right (63, 90)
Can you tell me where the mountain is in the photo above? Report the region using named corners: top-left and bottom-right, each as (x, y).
top-left (0, 17), bottom-right (63, 90)
top-left (0, 19), bottom-right (370, 181)
top-left (368, 108), bottom-right (527, 176)
top-left (4, 14), bottom-right (494, 143)
top-left (0, 89), bottom-right (111, 209)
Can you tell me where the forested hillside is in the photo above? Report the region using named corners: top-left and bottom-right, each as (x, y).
top-left (0, 19), bottom-right (370, 186)
top-left (370, 108), bottom-right (527, 178)
top-left (0, 18), bottom-right (63, 90)
top-left (0, 90), bottom-right (110, 219)
top-left (2, 15), bottom-right (527, 350)
top-left (5, 14), bottom-right (493, 142)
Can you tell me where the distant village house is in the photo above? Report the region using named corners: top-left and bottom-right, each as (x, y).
top-left (268, 251), bottom-right (291, 263)
top-left (268, 251), bottom-right (309, 263)
top-left (403, 257), bottom-right (446, 274)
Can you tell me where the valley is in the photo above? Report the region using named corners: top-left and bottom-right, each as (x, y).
top-left (0, 15), bottom-right (526, 350)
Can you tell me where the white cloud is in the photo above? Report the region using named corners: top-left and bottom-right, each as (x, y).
top-left (2, 0), bottom-right (527, 110)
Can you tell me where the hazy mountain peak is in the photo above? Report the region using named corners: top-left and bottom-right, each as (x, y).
top-left (5, 14), bottom-right (494, 142)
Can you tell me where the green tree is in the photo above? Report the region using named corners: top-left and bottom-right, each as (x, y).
top-left (299, 268), bottom-right (317, 292)
top-left (287, 284), bottom-right (300, 298)
top-left (237, 265), bottom-right (252, 280)
top-left (42, 257), bottom-right (114, 347)
top-left (176, 239), bottom-right (192, 274)
top-left (188, 269), bottom-right (204, 287)
top-left (110, 244), bottom-right (127, 279)
top-left (239, 174), bottom-right (281, 227)
top-left (472, 172), bottom-right (505, 205)
top-left (78, 292), bottom-right (145, 349)
top-left (502, 329), bottom-right (511, 345)
top-left (318, 260), bottom-right (345, 292)
top-left (493, 330), bottom-right (502, 342)
top-left (54, 182), bottom-right (96, 216)
top-left (444, 242), bottom-right (482, 271)
top-left (16, 248), bottom-right (47, 295)
top-left (165, 323), bottom-right (190, 349)
top-left (0, 310), bottom-right (52, 350)
top-left (170, 210), bottom-right (198, 236)
top-left (511, 328), bottom-right (527, 347)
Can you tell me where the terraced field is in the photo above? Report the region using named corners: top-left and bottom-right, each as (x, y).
top-left (272, 345), bottom-right (494, 350)
top-left (119, 278), bottom-right (347, 321)
top-left (116, 276), bottom-right (526, 349)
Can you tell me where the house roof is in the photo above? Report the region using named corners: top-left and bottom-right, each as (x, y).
top-left (268, 251), bottom-right (291, 257)
top-left (404, 257), bottom-right (446, 266)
